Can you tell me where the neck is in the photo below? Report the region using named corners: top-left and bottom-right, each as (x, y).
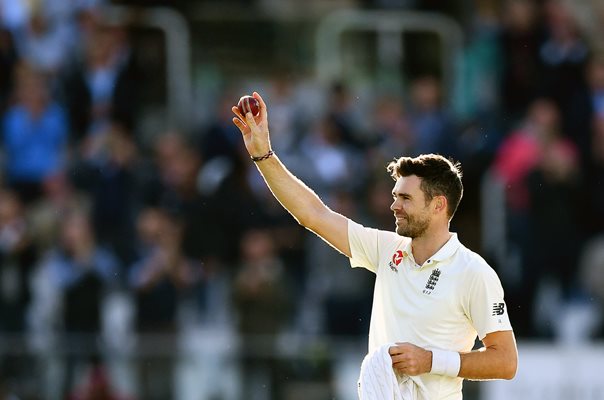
top-left (411, 225), bottom-right (452, 265)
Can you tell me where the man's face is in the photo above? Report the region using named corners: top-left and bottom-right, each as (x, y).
top-left (390, 175), bottom-right (432, 238)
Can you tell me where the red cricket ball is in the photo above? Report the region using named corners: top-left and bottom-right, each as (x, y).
top-left (237, 95), bottom-right (260, 117)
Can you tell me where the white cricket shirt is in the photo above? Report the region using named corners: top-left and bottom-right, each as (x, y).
top-left (348, 220), bottom-right (512, 400)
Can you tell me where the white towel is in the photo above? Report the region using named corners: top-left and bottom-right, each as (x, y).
top-left (357, 343), bottom-right (430, 400)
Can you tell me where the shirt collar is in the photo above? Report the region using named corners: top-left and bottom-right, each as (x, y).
top-left (429, 233), bottom-right (461, 262)
top-left (401, 233), bottom-right (461, 266)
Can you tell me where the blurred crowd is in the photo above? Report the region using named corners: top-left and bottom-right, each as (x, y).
top-left (0, 0), bottom-right (604, 399)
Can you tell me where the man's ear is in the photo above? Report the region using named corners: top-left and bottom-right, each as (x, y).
top-left (433, 195), bottom-right (448, 215)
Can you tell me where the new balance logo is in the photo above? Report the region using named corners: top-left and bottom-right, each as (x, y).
top-left (423, 268), bottom-right (441, 294)
top-left (492, 303), bottom-right (505, 316)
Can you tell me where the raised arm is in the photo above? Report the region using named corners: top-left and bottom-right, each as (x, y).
top-left (232, 92), bottom-right (351, 257)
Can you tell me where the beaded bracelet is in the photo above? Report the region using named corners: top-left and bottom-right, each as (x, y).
top-left (251, 150), bottom-right (274, 162)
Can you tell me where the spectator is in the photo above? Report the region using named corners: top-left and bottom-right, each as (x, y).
top-left (264, 76), bottom-right (302, 153)
top-left (407, 75), bottom-right (457, 156)
top-left (538, 0), bottom-right (589, 120)
top-left (0, 189), bottom-right (37, 395)
top-left (27, 171), bottom-right (90, 256)
top-left (325, 81), bottom-right (366, 149)
top-left (208, 148), bottom-right (276, 266)
top-left (40, 208), bottom-right (120, 397)
top-left (493, 98), bottom-right (561, 214)
top-left (1, 62), bottom-right (68, 204)
top-left (0, 189), bottom-right (36, 332)
top-left (76, 121), bottom-right (151, 265)
top-left (129, 207), bottom-right (200, 332)
top-left (299, 114), bottom-right (367, 199)
top-left (492, 97), bottom-right (564, 336)
top-left (62, 24), bottom-right (138, 143)
top-left (525, 119), bottom-right (582, 337)
top-left (129, 207), bottom-right (201, 400)
top-left (366, 93), bottom-right (412, 169)
top-left (452, 0), bottom-right (501, 120)
top-left (14, 8), bottom-right (71, 75)
top-left (232, 228), bottom-right (291, 400)
top-left (305, 190), bottom-right (373, 338)
top-left (499, 0), bottom-right (543, 121)
top-left (152, 131), bottom-right (225, 263)
top-left (200, 91), bottom-right (247, 164)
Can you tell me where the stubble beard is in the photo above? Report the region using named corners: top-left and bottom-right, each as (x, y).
top-left (395, 213), bottom-right (431, 238)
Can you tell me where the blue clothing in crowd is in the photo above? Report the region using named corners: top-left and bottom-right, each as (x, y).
top-left (2, 103), bottom-right (67, 183)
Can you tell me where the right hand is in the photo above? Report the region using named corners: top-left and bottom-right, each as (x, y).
top-left (232, 92), bottom-right (272, 158)
top-left (389, 342), bottom-right (433, 376)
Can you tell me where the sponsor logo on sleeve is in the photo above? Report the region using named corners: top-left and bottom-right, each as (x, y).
top-left (492, 303), bottom-right (505, 316)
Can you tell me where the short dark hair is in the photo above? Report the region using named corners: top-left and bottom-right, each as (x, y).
top-left (387, 154), bottom-right (463, 219)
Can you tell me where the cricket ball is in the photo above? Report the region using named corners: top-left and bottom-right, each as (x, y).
top-left (237, 95), bottom-right (260, 117)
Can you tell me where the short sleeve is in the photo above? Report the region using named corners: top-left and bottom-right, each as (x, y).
top-left (348, 220), bottom-right (402, 274)
top-left (465, 265), bottom-right (513, 340)
top-left (348, 220), bottom-right (380, 273)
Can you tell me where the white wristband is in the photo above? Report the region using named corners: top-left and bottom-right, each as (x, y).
top-left (430, 349), bottom-right (461, 377)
